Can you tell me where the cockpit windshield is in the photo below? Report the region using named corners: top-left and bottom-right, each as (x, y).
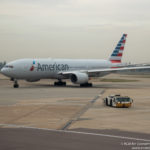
top-left (4, 65), bottom-right (14, 69)
top-left (116, 97), bottom-right (131, 102)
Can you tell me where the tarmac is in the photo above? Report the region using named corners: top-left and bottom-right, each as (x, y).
top-left (0, 73), bottom-right (150, 150)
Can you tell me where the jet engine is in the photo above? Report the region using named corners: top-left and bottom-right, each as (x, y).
top-left (26, 79), bottom-right (40, 82)
top-left (70, 72), bottom-right (89, 84)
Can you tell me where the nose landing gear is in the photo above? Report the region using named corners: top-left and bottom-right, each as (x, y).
top-left (13, 80), bottom-right (19, 88)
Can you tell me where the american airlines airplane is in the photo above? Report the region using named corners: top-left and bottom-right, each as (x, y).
top-left (1, 34), bottom-right (150, 88)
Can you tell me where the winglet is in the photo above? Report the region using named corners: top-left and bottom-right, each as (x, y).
top-left (109, 34), bottom-right (127, 63)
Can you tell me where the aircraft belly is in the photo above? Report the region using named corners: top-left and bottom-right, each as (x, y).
top-left (13, 70), bottom-right (57, 80)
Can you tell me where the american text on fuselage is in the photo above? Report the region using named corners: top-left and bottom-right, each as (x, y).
top-left (37, 63), bottom-right (69, 72)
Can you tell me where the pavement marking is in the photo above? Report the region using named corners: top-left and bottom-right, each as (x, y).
top-left (0, 123), bottom-right (150, 142)
top-left (60, 89), bottom-right (105, 130)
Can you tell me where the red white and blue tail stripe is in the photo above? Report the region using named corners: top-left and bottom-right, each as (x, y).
top-left (109, 34), bottom-right (127, 63)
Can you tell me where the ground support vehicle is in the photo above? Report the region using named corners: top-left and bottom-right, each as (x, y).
top-left (104, 95), bottom-right (133, 108)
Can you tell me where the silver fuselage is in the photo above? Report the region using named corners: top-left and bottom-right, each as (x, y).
top-left (1, 58), bottom-right (114, 80)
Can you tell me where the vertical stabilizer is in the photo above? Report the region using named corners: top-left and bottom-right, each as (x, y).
top-left (109, 34), bottom-right (127, 63)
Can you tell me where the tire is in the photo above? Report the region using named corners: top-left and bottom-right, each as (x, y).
top-left (14, 84), bottom-right (19, 88)
top-left (54, 82), bottom-right (66, 86)
top-left (110, 100), bottom-right (112, 107)
top-left (106, 98), bottom-right (108, 106)
top-left (80, 83), bottom-right (92, 87)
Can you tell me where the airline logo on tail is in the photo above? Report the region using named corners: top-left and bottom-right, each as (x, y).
top-left (109, 34), bottom-right (127, 63)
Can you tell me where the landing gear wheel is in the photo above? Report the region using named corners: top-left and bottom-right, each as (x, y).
top-left (54, 80), bottom-right (66, 86)
top-left (13, 80), bottom-right (19, 88)
top-left (80, 83), bottom-right (93, 87)
top-left (14, 84), bottom-right (19, 88)
top-left (10, 78), bottom-right (14, 81)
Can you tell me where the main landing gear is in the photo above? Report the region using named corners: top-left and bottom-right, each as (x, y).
top-left (10, 78), bottom-right (14, 81)
top-left (80, 83), bottom-right (93, 87)
top-left (13, 80), bottom-right (19, 88)
top-left (54, 80), bottom-right (66, 86)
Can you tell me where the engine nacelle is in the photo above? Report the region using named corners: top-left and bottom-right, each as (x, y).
top-left (26, 79), bottom-right (40, 82)
top-left (70, 72), bottom-right (89, 84)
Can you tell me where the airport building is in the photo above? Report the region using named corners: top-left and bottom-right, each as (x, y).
top-left (0, 62), bottom-right (6, 70)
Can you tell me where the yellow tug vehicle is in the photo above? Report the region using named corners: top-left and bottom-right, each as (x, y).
top-left (104, 94), bottom-right (133, 108)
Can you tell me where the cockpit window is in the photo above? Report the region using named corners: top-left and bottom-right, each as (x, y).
top-left (5, 65), bottom-right (14, 68)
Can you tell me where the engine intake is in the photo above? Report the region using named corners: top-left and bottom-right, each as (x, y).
top-left (70, 72), bottom-right (89, 84)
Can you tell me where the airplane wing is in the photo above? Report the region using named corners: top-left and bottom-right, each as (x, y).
top-left (88, 66), bottom-right (150, 73)
top-left (59, 66), bottom-right (150, 77)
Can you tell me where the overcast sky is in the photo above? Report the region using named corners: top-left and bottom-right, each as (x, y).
top-left (0, 0), bottom-right (150, 63)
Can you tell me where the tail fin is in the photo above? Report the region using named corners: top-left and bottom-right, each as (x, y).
top-left (109, 34), bottom-right (127, 63)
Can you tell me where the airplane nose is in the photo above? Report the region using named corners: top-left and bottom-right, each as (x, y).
top-left (1, 67), bottom-right (5, 74)
top-left (1, 67), bottom-right (11, 77)
top-left (1, 67), bottom-right (6, 74)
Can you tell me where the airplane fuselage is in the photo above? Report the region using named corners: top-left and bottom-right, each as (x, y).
top-left (2, 58), bottom-right (113, 80)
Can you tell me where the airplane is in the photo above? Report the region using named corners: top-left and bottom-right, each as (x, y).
top-left (1, 34), bottom-right (150, 88)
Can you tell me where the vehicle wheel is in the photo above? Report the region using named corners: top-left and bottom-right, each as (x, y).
top-left (106, 98), bottom-right (108, 106)
top-left (110, 100), bottom-right (112, 106)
